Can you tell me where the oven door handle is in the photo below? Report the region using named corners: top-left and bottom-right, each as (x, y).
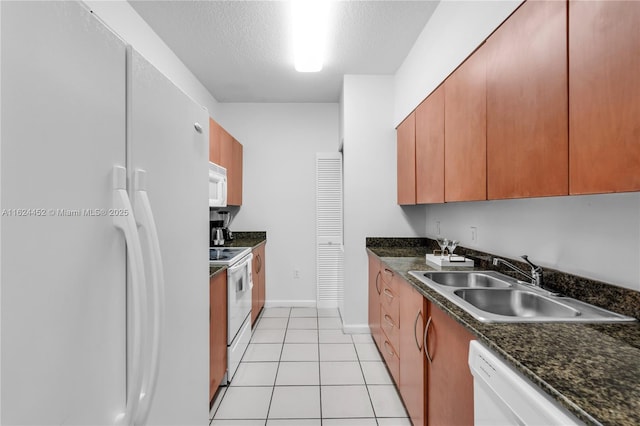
top-left (228, 253), bottom-right (253, 292)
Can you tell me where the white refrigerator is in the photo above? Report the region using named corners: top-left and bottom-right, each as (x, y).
top-left (1, 1), bottom-right (209, 425)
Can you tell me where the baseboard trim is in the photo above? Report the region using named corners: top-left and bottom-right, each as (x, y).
top-left (264, 300), bottom-right (317, 308)
top-left (342, 324), bottom-right (371, 334)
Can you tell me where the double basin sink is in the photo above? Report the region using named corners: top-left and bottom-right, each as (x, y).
top-left (407, 270), bottom-right (636, 323)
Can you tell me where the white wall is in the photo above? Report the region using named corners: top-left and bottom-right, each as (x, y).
top-left (216, 103), bottom-right (340, 306)
top-left (427, 194), bottom-right (640, 291)
top-left (394, 0), bottom-right (640, 292)
top-left (83, 0), bottom-right (221, 117)
top-left (394, 0), bottom-right (522, 126)
top-left (342, 75), bottom-right (427, 330)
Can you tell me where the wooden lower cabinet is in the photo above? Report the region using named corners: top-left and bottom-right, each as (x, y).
top-left (426, 301), bottom-right (475, 425)
top-left (399, 282), bottom-right (427, 426)
top-left (209, 271), bottom-right (227, 403)
top-left (251, 243), bottom-right (266, 326)
top-left (368, 253), bottom-right (382, 350)
top-left (367, 255), bottom-right (475, 426)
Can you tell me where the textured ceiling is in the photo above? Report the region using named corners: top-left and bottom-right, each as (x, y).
top-left (128, 0), bottom-right (440, 102)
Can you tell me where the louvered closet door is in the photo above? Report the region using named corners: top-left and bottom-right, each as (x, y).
top-left (316, 153), bottom-right (344, 310)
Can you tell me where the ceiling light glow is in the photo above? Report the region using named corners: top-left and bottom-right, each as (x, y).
top-left (292, 0), bottom-right (330, 72)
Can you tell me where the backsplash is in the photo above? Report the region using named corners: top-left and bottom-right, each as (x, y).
top-left (366, 237), bottom-right (640, 320)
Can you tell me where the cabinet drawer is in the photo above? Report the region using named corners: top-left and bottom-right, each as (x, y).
top-left (380, 328), bottom-right (400, 385)
top-left (380, 304), bottom-right (400, 352)
top-left (380, 264), bottom-right (395, 286)
top-left (380, 282), bottom-right (400, 321)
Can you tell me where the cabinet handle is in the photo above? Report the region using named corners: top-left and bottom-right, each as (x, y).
top-left (194, 122), bottom-right (203, 133)
top-left (375, 271), bottom-right (381, 295)
top-left (383, 340), bottom-right (396, 357)
top-left (414, 310), bottom-right (424, 351)
top-left (384, 268), bottom-right (394, 278)
top-left (383, 288), bottom-right (394, 300)
top-left (423, 316), bottom-right (433, 364)
top-left (383, 314), bottom-right (395, 329)
top-left (256, 254), bottom-right (262, 273)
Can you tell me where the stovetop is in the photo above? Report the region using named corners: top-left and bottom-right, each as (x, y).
top-left (209, 247), bottom-right (251, 265)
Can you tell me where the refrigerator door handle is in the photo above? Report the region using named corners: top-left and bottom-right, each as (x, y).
top-left (112, 166), bottom-right (147, 426)
top-left (133, 169), bottom-right (166, 426)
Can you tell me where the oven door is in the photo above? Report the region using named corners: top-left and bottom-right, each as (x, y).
top-left (227, 253), bottom-right (253, 343)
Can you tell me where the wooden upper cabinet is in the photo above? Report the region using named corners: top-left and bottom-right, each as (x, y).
top-left (397, 112), bottom-right (416, 205)
top-left (209, 118), bottom-right (222, 164)
top-left (209, 118), bottom-right (243, 206)
top-left (416, 86), bottom-right (445, 204)
top-left (229, 138), bottom-right (243, 206)
top-left (485, 0), bottom-right (568, 200)
top-left (569, 0), bottom-right (640, 194)
top-left (444, 47), bottom-right (487, 202)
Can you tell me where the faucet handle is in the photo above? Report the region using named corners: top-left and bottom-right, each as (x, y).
top-left (521, 255), bottom-right (543, 286)
top-left (520, 255), bottom-right (541, 271)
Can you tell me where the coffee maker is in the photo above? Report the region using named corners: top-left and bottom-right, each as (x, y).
top-left (218, 210), bottom-right (234, 241)
top-left (210, 220), bottom-right (225, 246)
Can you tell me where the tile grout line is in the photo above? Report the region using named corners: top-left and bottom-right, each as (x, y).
top-left (317, 311), bottom-right (323, 425)
top-left (354, 331), bottom-right (380, 424)
top-left (264, 307), bottom-right (292, 423)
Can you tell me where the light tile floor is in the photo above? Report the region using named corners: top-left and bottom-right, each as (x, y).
top-left (210, 307), bottom-right (411, 426)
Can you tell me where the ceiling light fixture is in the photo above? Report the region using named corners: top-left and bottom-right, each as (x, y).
top-left (291, 0), bottom-right (331, 72)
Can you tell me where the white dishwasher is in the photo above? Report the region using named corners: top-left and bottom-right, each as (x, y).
top-left (468, 340), bottom-right (584, 426)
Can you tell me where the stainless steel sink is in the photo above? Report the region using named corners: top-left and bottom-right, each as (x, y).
top-left (453, 288), bottom-right (580, 318)
top-left (408, 270), bottom-right (636, 323)
top-left (420, 271), bottom-right (512, 288)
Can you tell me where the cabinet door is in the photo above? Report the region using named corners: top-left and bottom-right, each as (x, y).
top-left (368, 253), bottom-right (382, 350)
top-left (445, 47), bottom-right (487, 202)
top-left (251, 244), bottom-right (265, 326)
top-left (209, 117), bottom-right (223, 164)
top-left (426, 303), bottom-right (474, 426)
top-left (399, 281), bottom-right (427, 426)
top-left (416, 86), bottom-right (445, 204)
top-left (569, 0), bottom-right (640, 194)
top-left (397, 112), bottom-right (417, 205)
top-left (210, 272), bottom-right (227, 401)
top-left (258, 244), bottom-right (266, 316)
top-left (486, 0), bottom-right (568, 199)
top-left (229, 138), bottom-right (243, 206)
top-left (251, 250), bottom-right (260, 326)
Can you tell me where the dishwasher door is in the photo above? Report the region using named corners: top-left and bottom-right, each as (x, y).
top-left (468, 340), bottom-right (583, 426)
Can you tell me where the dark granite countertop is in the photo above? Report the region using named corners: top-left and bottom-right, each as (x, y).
top-left (367, 238), bottom-right (640, 426)
top-left (209, 232), bottom-right (267, 278)
top-left (218, 231), bottom-right (266, 250)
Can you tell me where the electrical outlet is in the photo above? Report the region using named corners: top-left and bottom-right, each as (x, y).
top-left (471, 227), bottom-right (478, 243)
top-left (436, 221), bottom-right (441, 235)
top-left (293, 269), bottom-right (300, 279)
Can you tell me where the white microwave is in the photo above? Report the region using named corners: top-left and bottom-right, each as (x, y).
top-left (209, 162), bottom-right (227, 207)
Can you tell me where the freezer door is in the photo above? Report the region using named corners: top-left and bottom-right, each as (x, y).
top-left (128, 49), bottom-right (209, 425)
top-left (1, 1), bottom-right (127, 424)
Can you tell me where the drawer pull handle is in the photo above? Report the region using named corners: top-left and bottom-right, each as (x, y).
top-left (383, 288), bottom-right (394, 300)
top-left (375, 271), bottom-right (381, 295)
top-left (383, 340), bottom-right (395, 357)
top-left (383, 314), bottom-right (395, 328)
top-left (414, 310), bottom-right (424, 351)
top-left (383, 268), bottom-right (394, 279)
top-left (423, 316), bottom-right (433, 364)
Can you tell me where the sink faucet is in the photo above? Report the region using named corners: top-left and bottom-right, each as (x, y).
top-left (492, 255), bottom-right (543, 287)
